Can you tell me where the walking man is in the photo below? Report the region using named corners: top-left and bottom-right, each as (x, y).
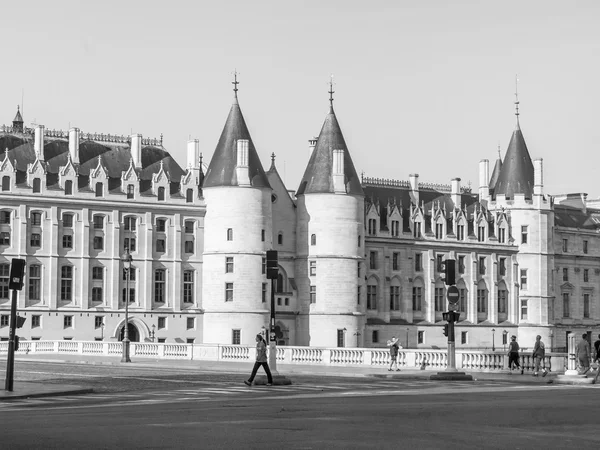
top-left (388, 336), bottom-right (401, 371)
top-left (508, 335), bottom-right (523, 374)
top-left (576, 333), bottom-right (591, 374)
top-left (593, 334), bottom-right (600, 363)
top-left (244, 334), bottom-right (273, 386)
top-left (532, 335), bottom-right (548, 377)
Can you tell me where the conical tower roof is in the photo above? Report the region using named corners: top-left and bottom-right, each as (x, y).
top-left (297, 102), bottom-right (363, 196)
top-left (493, 122), bottom-right (534, 199)
top-left (488, 154), bottom-right (502, 192)
top-left (13, 106), bottom-right (23, 124)
top-left (202, 92), bottom-right (270, 189)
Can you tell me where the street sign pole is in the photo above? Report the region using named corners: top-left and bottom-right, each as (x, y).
top-left (5, 258), bottom-right (26, 392)
top-left (446, 286), bottom-right (460, 373)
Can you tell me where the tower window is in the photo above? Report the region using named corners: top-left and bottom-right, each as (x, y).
top-left (65, 180), bottom-right (73, 195)
top-left (158, 186), bottom-right (165, 201)
top-left (95, 182), bottom-right (103, 197)
top-left (310, 234), bottom-right (316, 246)
top-left (227, 228), bottom-right (233, 241)
top-left (186, 189), bottom-right (193, 203)
top-left (127, 184), bottom-right (135, 199)
top-left (33, 178), bottom-right (41, 193)
top-left (521, 226), bottom-right (528, 244)
top-left (278, 232), bottom-right (283, 245)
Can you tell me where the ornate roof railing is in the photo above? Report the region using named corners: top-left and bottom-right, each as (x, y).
top-left (362, 175), bottom-right (472, 193)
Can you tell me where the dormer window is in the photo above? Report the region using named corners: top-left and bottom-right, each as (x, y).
top-left (368, 219), bottom-right (377, 236)
top-left (127, 184), bottom-right (134, 200)
top-left (2, 176), bottom-right (10, 191)
top-left (478, 225), bottom-right (485, 242)
top-left (186, 189), bottom-right (193, 203)
top-left (95, 182), bottom-right (103, 197)
top-left (65, 180), bottom-right (73, 195)
top-left (413, 221), bottom-right (421, 238)
top-left (456, 223), bottom-right (465, 241)
top-left (498, 226), bottom-right (506, 244)
top-left (435, 222), bottom-right (443, 239)
top-left (33, 178), bottom-right (41, 193)
top-left (158, 186), bottom-right (165, 201)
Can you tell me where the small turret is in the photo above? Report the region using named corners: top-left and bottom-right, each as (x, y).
top-left (12, 106), bottom-right (23, 133)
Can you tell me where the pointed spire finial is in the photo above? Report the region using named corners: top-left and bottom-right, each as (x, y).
top-left (498, 142), bottom-right (501, 159)
top-left (232, 70), bottom-right (239, 103)
top-left (271, 152), bottom-right (276, 166)
top-left (514, 74), bottom-right (520, 126)
top-left (328, 74), bottom-right (335, 111)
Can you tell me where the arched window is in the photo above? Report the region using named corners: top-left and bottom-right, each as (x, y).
top-left (127, 184), bottom-right (134, 199)
top-left (227, 228), bottom-right (233, 241)
top-left (186, 189), bottom-right (193, 203)
top-left (310, 234), bottom-right (316, 246)
top-left (1, 176), bottom-right (10, 191)
top-left (95, 182), bottom-right (103, 197)
top-left (278, 232), bottom-right (283, 245)
top-left (276, 273), bottom-right (285, 293)
top-left (158, 186), bottom-right (165, 201)
top-left (33, 178), bottom-right (41, 193)
top-left (64, 180), bottom-right (73, 195)
top-left (367, 279), bottom-right (378, 310)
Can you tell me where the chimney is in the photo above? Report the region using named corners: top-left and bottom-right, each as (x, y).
top-left (479, 159), bottom-right (489, 199)
top-left (308, 137), bottom-right (317, 158)
top-left (451, 177), bottom-right (461, 210)
top-left (236, 139), bottom-right (250, 186)
top-left (332, 149), bottom-right (345, 194)
top-left (130, 134), bottom-right (142, 169)
top-left (409, 173), bottom-right (419, 205)
top-left (69, 128), bottom-right (80, 164)
top-left (34, 125), bottom-right (45, 161)
top-left (533, 158), bottom-right (543, 196)
top-left (187, 139), bottom-right (199, 168)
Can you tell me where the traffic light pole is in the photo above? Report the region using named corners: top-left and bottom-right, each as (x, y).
top-left (446, 311), bottom-right (457, 372)
top-left (269, 277), bottom-right (278, 374)
top-left (4, 288), bottom-right (18, 391)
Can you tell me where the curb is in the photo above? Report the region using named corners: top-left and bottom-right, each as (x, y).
top-left (0, 387), bottom-right (94, 401)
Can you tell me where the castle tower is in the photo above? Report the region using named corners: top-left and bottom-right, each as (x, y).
top-left (12, 106), bottom-right (23, 133)
top-left (201, 75), bottom-right (273, 345)
top-left (490, 90), bottom-right (553, 344)
top-left (295, 81), bottom-right (365, 347)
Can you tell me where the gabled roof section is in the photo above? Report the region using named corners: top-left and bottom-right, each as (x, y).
top-left (202, 99), bottom-right (270, 189)
top-left (296, 105), bottom-right (363, 196)
top-left (493, 120), bottom-right (534, 199)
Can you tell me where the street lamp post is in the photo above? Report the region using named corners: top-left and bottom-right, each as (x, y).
top-left (502, 330), bottom-right (508, 352)
top-left (549, 329), bottom-right (554, 352)
top-left (121, 250), bottom-right (133, 363)
top-left (492, 328), bottom-right (496, 352)
top-left (354, 331), bottom-right (361, 348)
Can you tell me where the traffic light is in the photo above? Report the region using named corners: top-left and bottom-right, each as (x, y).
top-left (266, 250), bottom-right (278, 280)
top-left (16, 316), bottom-right (26, 328)
top-left (14, 336), bottom-right (20, 351)
top-left (443, 324), bottom-right (449, 337)
top-left (442, 259), bottom-right (456, 286)
top-left (9, 258), bottom-right (26, 291)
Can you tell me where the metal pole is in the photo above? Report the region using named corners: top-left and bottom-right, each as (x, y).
top-left (269, 278), bottom-right (278, 373)
top-left (492, 329), bottom-right (496, 352)
top-left (4, 289), bottom-right (18, 391)
top-left (122, 267), bottom-right (131, 362)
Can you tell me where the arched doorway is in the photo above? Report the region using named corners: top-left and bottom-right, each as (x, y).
top-left (119, 323), bottom-right (140, 342)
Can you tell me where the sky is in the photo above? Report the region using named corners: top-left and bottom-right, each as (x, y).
top-left (2, 0), bottom-right (599, 198)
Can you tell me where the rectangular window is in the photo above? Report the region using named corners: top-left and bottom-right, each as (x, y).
top-left (124, 216), bottom-right (137, 231)
top-left (31, 212), bottom-right (42, 226)
top-left (499, 258), bottom-right (506, 277)
top-left (520, 300), bottom-right (528, 320)
top-left (64, 316), bottom-right (73, 328)
top-left (225, 282), bottom-right (234, 302)
top-left (92, 287), bottom-right (103, 303)
top-left (0, 264), bottom-right (9, 299)
top-left (94, 316), bottom-right (104, 328)
top-left (412, 286), bottom-right (422, 311)
top-left (357, 285), bottom-right (361, 305)
top-left (227, 228), bottom-right (233, 241)
top-left (184, 240), bottom-right (194, 254)
top-left (186, 338), bottom-right (195, 344)
top-left (158, 317), bottom-right (166, 329)
top-left (28, 264), bottom-right (41, 301)
top-left (184, 221), bottom-right (194, 234)
top-left (367, 285), bottom-right (377, 310)
top-left (156, 239), bottom-right (166, 253)
top-left (32, 315), bottom-right (41, 328)
top-left (413, 221), bottom-right (421, 238)
top-left (477, 289), bottom-right (487, 313)
top-left (309, 260), bottom-right (316, 276)
top-left (435, 287), bottom-right (444, 311)
top-left (62, 234), bottom-right (73, 249)
top-left (498, 289), bottom-right (507, 313)
top-left (436, 254), bottom-right (443, 273)
top-left (562, 239), bottom-right (568, 252)
top-left (156, 219), bottom-right (166, 232)
top-left (369, 251), bottom-right (377, 270)
top-left (456, 224), bottom-right (464, 241)
top-left (262, 283), bottom-right (267, 303)
top-left (563, 293), bottom-right (570, 317)
top-left (357, 262), bottom-right (361, 278)
top-left (368, 218), bottom-right (377, 236)
top-left (458, 256), bottom-right (465, 274)
top-left (584, 294), bottom-right (590, 318)
top-left (183, 270), bottom-right (194, 303)
top-left (232, 329), bottom-right (241, 345)
top-left (0, 231), bottom-right (10, 246)
top-left (123, 267), bottom-right (136, 282)
top-left (459, 288), bottom-right (466, 313)
top-left (390, 286), bottom-right (400, 311)
top-left (391, 220), bottom-right (400, 237)
top-left (418, 331), bottom-right (424, 344)
top-left (225, 257), bottom-right (234, 273)
top-left (1, 211), bottom-right (11, 224)
top-left (478, 226), bottom-right (485, 242)
top-left (520, 269), bottom-right (528, 290)
top-left (93, 215), bottom-right (104, 229)
top-left (583, 240), bottom-right (588, 254)
top-left (92, 267), bottom-right (103, 280)
top-left (562, 268), bottom-right (568, 282)
top-left (93, 236), bottom-right (104, 250)
top-left (309, 285), bottom-right (316, 304)
top-left (498, 227), bottom-right (506, 244)
top-left (337, 329), bottom-right (345, 348)
top-left (436, 223), bottom-right (443, 239)
top-left (584, 269), bottom-right (589, 283)
top-left (372, 330), bottom-right (379, 344)
top-left (154, 269), bottom-right (165, 303)
top-left (61, 266), bottom-right (73, 301)
top-left (31, 233), bottom-right (41, 247)
top-left (521, 226), bottom-right (528, 244)
top-left (1, 315), bottom-right (9, 327)
top-left (478, 257), bottom-right (486, 276)
top-left (461, 331), bottom-right (468, 345)
top-left (124, 237), bottom-right (137, 252)
top-left (392, 252), bottom-right (399, 271)
top-left (187, 317), bottom-right (195, 330)
top-left (261, 229), bottom-right (265, 242)
top-left (262, 258), bottom-right (266, 275)
top-left (415, 253), bottom-right (423, 272)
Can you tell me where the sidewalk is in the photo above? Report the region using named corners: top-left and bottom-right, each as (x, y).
top-left (0, 381), bottom-right (93, 400)
top-left (5, 353), bottom-right (560, 388)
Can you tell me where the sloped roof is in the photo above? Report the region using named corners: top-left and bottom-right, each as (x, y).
top-left (489, 157), bottom-right (502, 191)
top-left (493, 123), bottom-right (534, 199)
top-left (296, 106), bottom-right (363, 196)
top-left (13, 107), bottom-right (23, 124)
top-left (554, 205), bottom-right (600, 230)
top-left (202, 101), bottom-right (270, 189)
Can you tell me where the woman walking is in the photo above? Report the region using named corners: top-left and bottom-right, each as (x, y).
top-left (508, 335), bottom-right (523, 375)
top-left (244, 334), bottom-right (273, 386)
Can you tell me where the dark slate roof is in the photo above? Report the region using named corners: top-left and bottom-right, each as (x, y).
top-left (493, 123), bottom-right (534, 199)
top-left (554, 205), bottom-right (600, 230)
top-left (489, 157), bottom-right (502, 191)
top-left (0, 133), bottom-right (185, 189)
top-left (202, 101), bottom-right (270, 189)
top-left (13, 107), bottom-right (23, 124)
top-left (296, 106), bottom-right (363, 196)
